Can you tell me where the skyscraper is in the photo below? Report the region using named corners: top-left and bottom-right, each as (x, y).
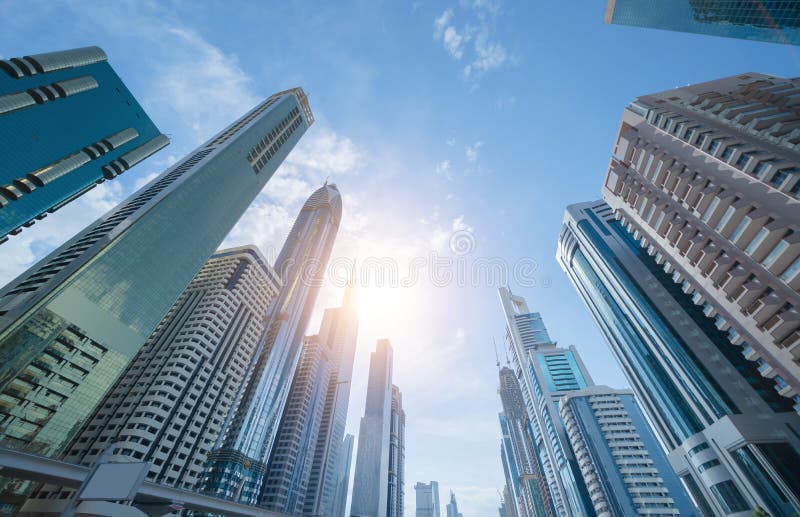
top-left (498, 288), bottom-right (594, 517)
top-left (558, 201), bottom-right (800, 515)
top-left (498, 438), bottom-right (519, 517)
top-left (330, 434), bottom-right (355, 517)
top-left (387, 385), bottom-right (405, 517)
top-left (600, 73), bottom-right (800, 405)
top-left (20, 246), bottom-right (280, 510)
top-left (0, 87), bottom-right (313, 461)
top-left (304, 283), bottom-right (359, 517)
top-left (260, 283), bottom-right (358, 515)
top-left (199, 183), bottom-right (341, 505)
top-left (496, 367), bottom-right (552, 517)
top-left (261, 334), bottom-right (334, 514)
top-left (414, 481), bottom-right (441, 517)
top-left (445, 491), bottom-right (462, 517)
top-left (605, 0), bottom-right (800, 45)
top-left (0, 46), bottom-right (169, 241)
top-left (558, 385), bottom-right (697, 516)
top-left (351, 339), bottom-right (394, 517)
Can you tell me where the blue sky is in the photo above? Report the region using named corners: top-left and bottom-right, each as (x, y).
top-left (1, 1), bottom-right (799, 515)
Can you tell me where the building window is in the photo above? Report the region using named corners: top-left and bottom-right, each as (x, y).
top-left (729, 216), bottom-right (751, 243)
top-left (708, 138), bottom-right (726, 155)
top-left (780, 257), bottom-right (800, 283)
top-left (761, 239), bottom-right (790, 269)
top-left (720, 144), bottom-right (739, 162)
top-left (698, 459), bottom-right (720, 472)
top-left (709, 480), bottom-right (750, 514)
top-left (734, 153), bottom-right (753, 169)
top-left (687, 442), bottom-right (710, 456)
top-left (715, 205), bottom-right (735, 232)
top-left (744, 227), bottom-right (769, 255)
top-left (753, 159), bottom-right (775, 178)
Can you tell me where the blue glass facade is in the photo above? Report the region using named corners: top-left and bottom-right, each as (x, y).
top-left (0, 47), bottom-right (167, 241)
top-left (606, 0), bottom-right (800, 45)
top-left (558, 201), bottom-right (800, 515)
top-left (0, 88), bottom-right (312, 461)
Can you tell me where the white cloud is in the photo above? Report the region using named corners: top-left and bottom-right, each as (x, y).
top-left (150, 27), bottom-right (259, 144)
top-left (287, 127), bottom-right (366, 176)
top-left (133, 171), bottom-right (160, 191)
top-left (432, 2), bottom-right (511, 81)
top-left (465, 141), bottom-right (483, 162)
top-left (435, 160), bottom-right (453, 181)
top-left (442, 26), bottom-right (467, 60)
top-left (433, 8), bottom-right (454, 38)
top-left (222, 201), bottom-right (294, 264)
top-left (464, 29), bottom-right (508, 79)
top-left (446, 136), bottom-right (456, 146)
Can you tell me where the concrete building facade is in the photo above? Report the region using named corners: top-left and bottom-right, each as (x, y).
top-left (559, 386), bottom-right (696, 516)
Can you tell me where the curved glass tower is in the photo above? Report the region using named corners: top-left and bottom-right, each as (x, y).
top-left (199, 183), bottom-right (342, 505)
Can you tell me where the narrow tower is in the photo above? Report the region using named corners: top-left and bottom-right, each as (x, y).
top-left (350, 340), bottom-right (394, 517)
top-left (200, 184), bottom-right (342, 505)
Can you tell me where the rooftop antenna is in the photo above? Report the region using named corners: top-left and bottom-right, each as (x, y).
top-left (323, 175), bottom-right (330, 186)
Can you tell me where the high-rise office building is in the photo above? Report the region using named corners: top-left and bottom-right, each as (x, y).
top-left (199, 183), bottom-right (341, 505)
top-left (0, 46), bottom-right (169, 241)
top-left (20, 246), bottom-right (280, 511)
top-left (304, 283), bottom-right (359, 517)
top-left (559, 385), bottom-right (696, 516)
top-left (388, 385), bottom-right (405, 517)
top-left (260, 284), bottom-right (358, 514)
top-left (445, 491), bottom-right (462, 517)
top-left (599, 73), bottom-right (800, 405)
top-left (261, 334), bottom-right (334, 513)
top-left (498, 288), bottom-right (594, 517)
top-left (497, 367), bottom-right (552, 517)
top-left (498, 439), bottom-right (520, 517)
top-left (605, 0), bottom-right (800, 45)
top-left (0, 87), bottom-right (313, 463)
top-left (330, 434), bottom-right (355, 517)
top-left (414, 481), bottom-right (441, 517)
top-left (351, 339), bottom-right (394, 517)
top-left (558, 201), bottom-right (800, 515)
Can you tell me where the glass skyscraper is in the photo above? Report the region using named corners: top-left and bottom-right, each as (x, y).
top-left (18, 246), bottom-right (281, 513)
top-left (199, 183), bottom-right (342, 505)
top-left (0, 46), bottom-right (168, 241)
top-left (387, 385), bottom-right (405, 517)
top-left (0, 87), bottom-right (313, 463)
top-left (497, 366), bottom-right (553, 517)
top-left (259, 284), bottom-right (359, 516)
top-left (558, 201), bottom-right (800, 516)
top-left (304, 284), bottom-right (359, 517)
top-left (605, 0), bottom-right (800, 45)
top-left (351, 339), bottom-right (394, 517)
top-left (498, 288), bottom-right (594, 517)
top-left (414, 481), bottom-right (441, 517)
